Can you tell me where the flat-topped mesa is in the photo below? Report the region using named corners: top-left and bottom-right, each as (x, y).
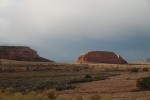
top-left (75, 51), bottom-right (127, 64)
top-left (0, 46), bottom-right (53, 62)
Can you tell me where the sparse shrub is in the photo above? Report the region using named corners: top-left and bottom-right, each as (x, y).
top-left (41, 95), bottom-right (50, 100)
top-left (85, 74), bottom-right (92, 79)
top-left (55, 84), bottom-right (75, 91)
top-left (57, 95), bottom-right (72, 100)
top-left (74, 68), bottom-right (79, 72)
top-left (43, 89), bottom-right (56, 99)
top-left (137, 76), bottom-right (150, 91)
top-left (131, 68), bottom-right (139, 73)
top-left (4, 88), bottom-right (16, 95)
top-left (0, 89), bottom-right (4, 93)
top-left (13, 93), bottom-right (23, 100)
top-left (126, 77), bottom-right (131, 80)
top-left (142, 67), bottom-right (149, 72)
top-left (0, 89), bottom-right (115, 100)
top-left (76, 95), bottom-right (83, 100)
top-left (90, 95), bottom-right (101, 100)
top-left (105, 68), bottom-right (110, 72)
top-left (139, 96), bottom-right (150, 100)
top-left (28, 91), bottom-right (38, 95)
top-left (101, 94), bottom-right (113, 100)
top-left (23, 91), bottom-right (38, 100)
top-left (0, 68), bottom-right (118, 92)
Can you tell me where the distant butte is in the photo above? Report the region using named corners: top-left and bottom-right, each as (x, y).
top-left (75, 51), bottom-right (127, 64)
top-left (0, 46), bottom-right (53, 62)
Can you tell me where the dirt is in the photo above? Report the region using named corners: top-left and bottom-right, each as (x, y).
top-left (60, 72), bottom-right (150, 100)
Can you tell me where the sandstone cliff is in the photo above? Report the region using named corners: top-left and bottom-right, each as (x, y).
top-left (0, 46), bottom-right (53, 62)
top-left (75, 51), bottom-right (127, 64)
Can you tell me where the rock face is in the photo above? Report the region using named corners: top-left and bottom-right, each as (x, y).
top-left (0, 46), bottom-right (53, 62)
top-left (75, 51), bottom-right (127, 64)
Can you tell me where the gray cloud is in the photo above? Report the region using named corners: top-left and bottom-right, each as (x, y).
top-left (0, 0), bottom-right (150, 61)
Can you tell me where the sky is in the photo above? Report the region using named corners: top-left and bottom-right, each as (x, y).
top-left (0, 0), bottom-right (150, 62)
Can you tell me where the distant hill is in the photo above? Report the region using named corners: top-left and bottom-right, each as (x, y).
top-left (132, 58), bottom-right (150, 64)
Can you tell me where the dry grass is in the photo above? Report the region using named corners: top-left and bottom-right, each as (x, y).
top-left (0, 89), bottom-right (114, 100)
top-left (139, 96), bottom-right (150, 100)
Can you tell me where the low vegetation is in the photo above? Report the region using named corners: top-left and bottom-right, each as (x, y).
top-left (130, 68), bottom-right (139, 73)
top-left (0, 70), bottom-right (119, 92)
top-left (85, 74), bottom-right (92, 79)
top-left (0, 88), bottom-right (113, 100)
top-left (139, 96), bottom-right (150, 100)
top-left (142, 67), bottom-right (149, 72)
top-left (1, 60), bottom-right (150, 99)
top-left (137, 76), bottom-right (150, 91)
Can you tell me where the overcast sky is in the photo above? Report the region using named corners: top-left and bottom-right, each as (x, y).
top-left (0, 0), bottom-right (150, 62)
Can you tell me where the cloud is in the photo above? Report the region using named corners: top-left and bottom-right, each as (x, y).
top-left (0, 0), bottom-right (150, 61)
top-left (0, 0), bottom-right (17, 8)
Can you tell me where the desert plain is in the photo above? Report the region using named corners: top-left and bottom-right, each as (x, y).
top-left (0, 59), bottom-right (150, 100)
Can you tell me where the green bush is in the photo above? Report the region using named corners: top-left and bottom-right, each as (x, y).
top-left (137, 76), bottom-right (150, 91)
top-left (85, 74), bottom-right (92, 79)
top-left (131, 68), bottom-right (139, 73)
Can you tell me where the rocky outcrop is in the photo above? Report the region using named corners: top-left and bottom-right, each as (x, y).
top-left (75, 51), bottom-right (127, 64)
top-left (0, 46), bottom-right (53, 62)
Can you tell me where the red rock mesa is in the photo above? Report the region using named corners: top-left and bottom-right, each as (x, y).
top-left (0, 46), bottom-right (53, 62)
top-left (75, 51), bottom-right (127, 64)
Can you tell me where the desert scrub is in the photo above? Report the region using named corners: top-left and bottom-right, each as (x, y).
top-left (90, 95), bottom-right (101, 100)
top-left (0, 71), bottom-right (119, 92)
top-left (85, 74), bottom-right (92, 79)
top-left (142, 67), bottom-right (149, 72)
top-left (0, 89), bottom-right (114, 100)
top-left (76, 95), bottom-right (84, 100)
top-left (57, 95), bottom-right (72, 100)
top-left (0, 89), bottom-right (56, 100)
top-left (1, 88), bottom-right (16, 95)
top-left (131, 68), bottom-right (139, 73)
top-left (139, 96), bottom-right (150, 100)
top-left (55, 83), bottom-right (75, 91)
top-left (43, 89), bottom-right (56, 99)
top-left (100, 94), bottom-right (113, 100)
top-left (137, 76), bottom-right (150, 91)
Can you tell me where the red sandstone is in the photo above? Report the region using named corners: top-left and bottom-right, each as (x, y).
top-left (75, 51), bottom-right (127, 64)
top-left (0, 46), bottom-right (53, 62)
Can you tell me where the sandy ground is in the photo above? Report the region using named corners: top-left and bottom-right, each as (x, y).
top-left (60, 72), bottom-right (150, 100)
